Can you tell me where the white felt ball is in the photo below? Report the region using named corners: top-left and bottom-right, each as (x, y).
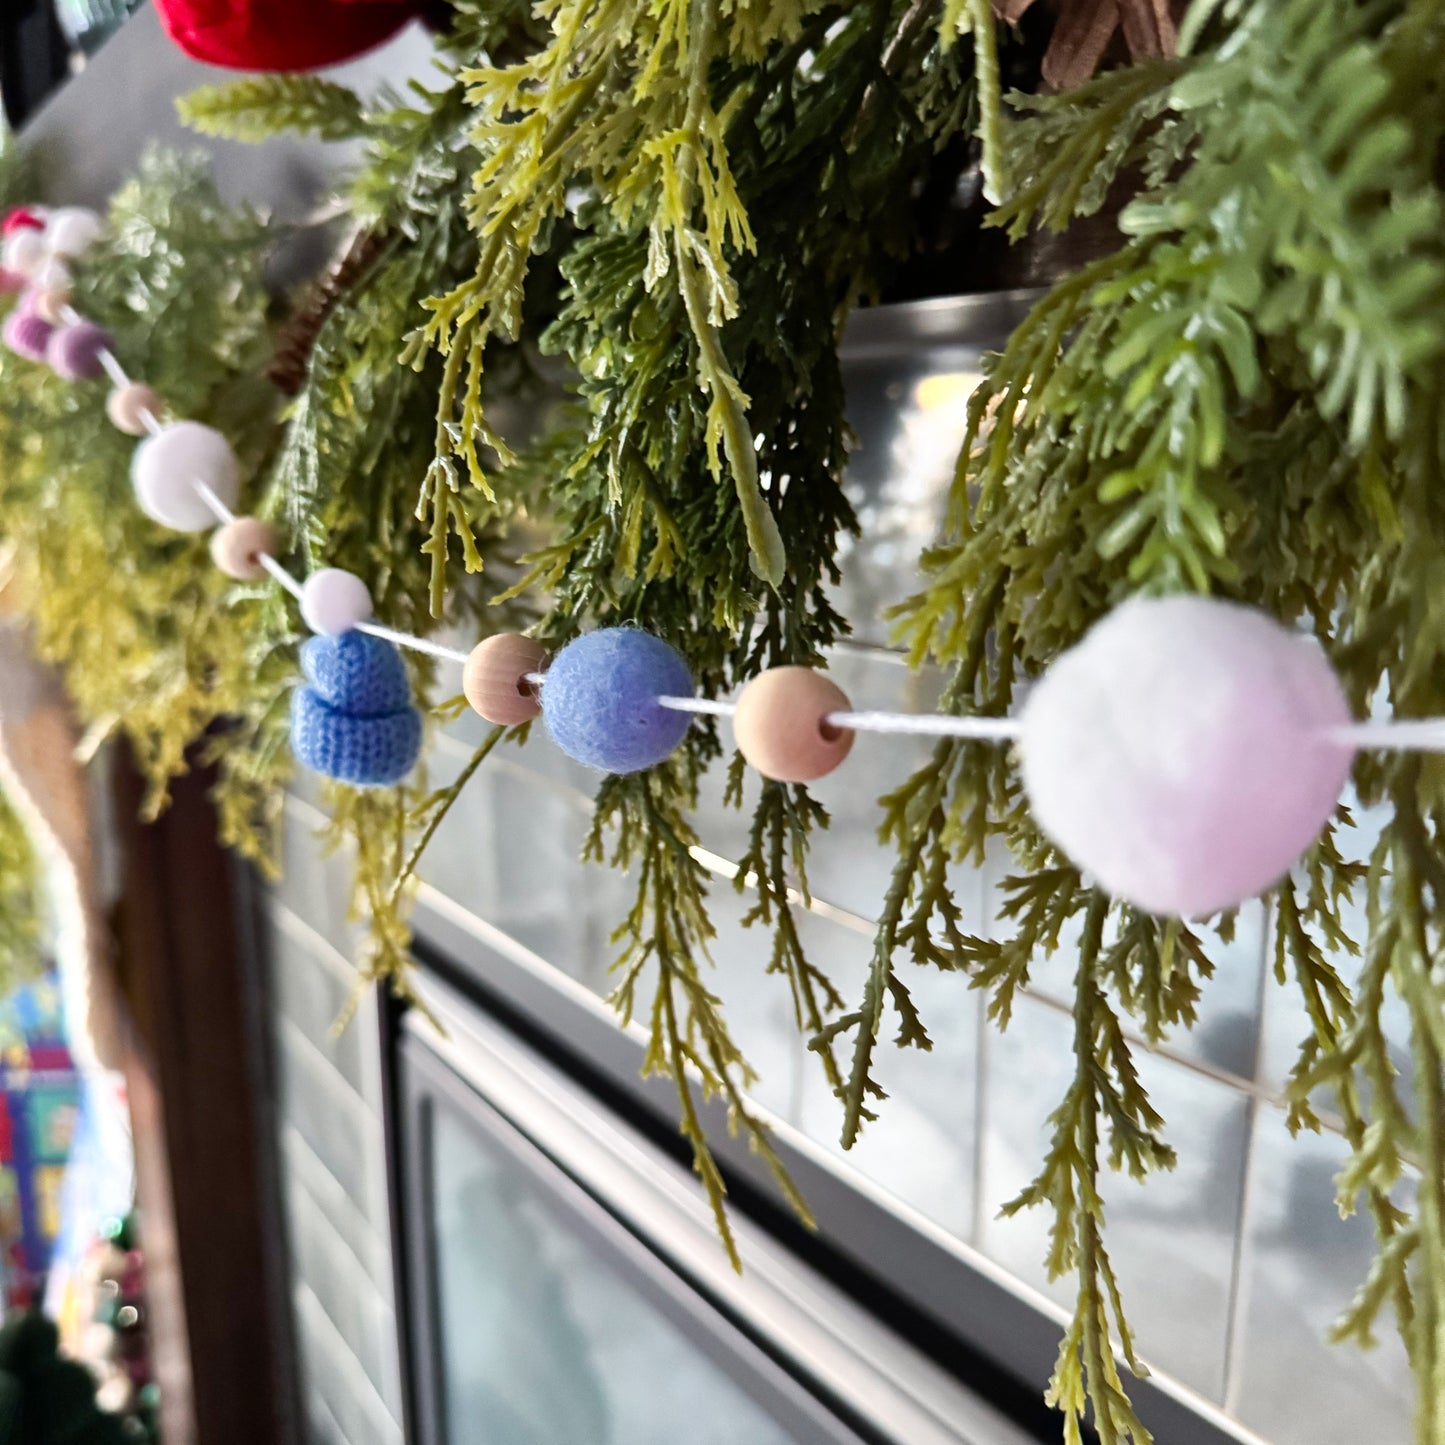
top-left (131, 420), bottom-right (241, 532)
top-left (1019, 595), bottom-right (1356, 918)
top-left (45, 206), bottom-right (103, 258)
top-left (2, 228), bottom-right (45, 278)
top-left (300, 568), bottom-right (373, 636)
top-left (32, 256), bottom-right (72, 294)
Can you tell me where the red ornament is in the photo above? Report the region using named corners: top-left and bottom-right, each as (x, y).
top-left (3, 209), bottom-right (44, 236)
top-left (153, 0), bottom-right (428, 72)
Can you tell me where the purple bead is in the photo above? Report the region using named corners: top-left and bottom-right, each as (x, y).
top-left (542, 628), bottom-right (693, 773)
top-left (4, 305), bottom-right (53, 362)
top-left (47, 320), bottom-right (112, 380)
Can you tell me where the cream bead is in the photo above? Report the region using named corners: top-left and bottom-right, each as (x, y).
top-left (31, 283), bottom-right (73, 325)
top-left (734, 667), bottom-right (855, 783)
top-left (131, 420), bottom-right (241, 532)
top-left (300, 568), bottom-right (372, 636)
top-left (106, 381), bottom-right (162, 436)
top-left (211, 517), bottom-right (278, 580)
top-left (463, 633), bottom-right (548, 724)
top-left (2, 228), bottom-right (45, 278)
top-left (45, 206), bottom-right (103, 258)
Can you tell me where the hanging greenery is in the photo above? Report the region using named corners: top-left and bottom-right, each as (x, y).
top-left (2, 0), bottom-right (1444, 1439)
top-left (0, 790), bottom-right (43, 999)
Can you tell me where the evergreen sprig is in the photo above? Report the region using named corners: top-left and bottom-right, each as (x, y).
top-left (865, 1), bottom-right (1445, 1438)
top-left (178, 75), bottom-right (367, 143)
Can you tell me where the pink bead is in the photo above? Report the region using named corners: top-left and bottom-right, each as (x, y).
top-left (1019, 596), bottom-right (1356, 918)
top-left (3, 306), bottom-right (53, 362)
top-left (210, 517), bottom-right (278, 581)
top-left (106, 382), bottom-right (162, 436)
top-left (47, 320), bottom-right (112, 380)
top-left (2, 208), bottom-right (43, 235)
top-left (463, 634), bottom-right (548, 725)
top-left (734, 667), bottom-right (856, 783)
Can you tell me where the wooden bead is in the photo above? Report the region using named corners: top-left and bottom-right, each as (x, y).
top-left (734, 667), bottom-right (855, 783)
top-left (106, 382), bottom-right (162, 436)
top-left (210, 517), bottom-right (278, 580)
top-left (464, 633), bottom-right (548, 725)
top-left (31, 283), bottom-right (72, 325)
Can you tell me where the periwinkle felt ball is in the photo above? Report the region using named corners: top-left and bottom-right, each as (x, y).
top-left (291, 631), bottom-right (421, 787)
top-left (1019, 595), bottom-right (1356, 918)
top-left (543, 628), bottom-right (693, 773)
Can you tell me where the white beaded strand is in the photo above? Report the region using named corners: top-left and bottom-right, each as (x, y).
top-left (43, 287), bottom-right (1445, 765)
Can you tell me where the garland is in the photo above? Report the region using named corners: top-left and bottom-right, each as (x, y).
top-left (1, 1), bottom-right (1443, 1441)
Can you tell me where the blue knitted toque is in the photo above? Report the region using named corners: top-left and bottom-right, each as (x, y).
top-left (291, 631), bottom-right (422, 786)
top-left (301, 631), bottom-right (412, 717)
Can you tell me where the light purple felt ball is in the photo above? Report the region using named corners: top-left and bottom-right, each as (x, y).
top-left (3, 303), bottom-right (53, 362)
top-left (1019, 596), bottom-right (1356, 918)
top-left (47, 320), bottom-right (112, 380)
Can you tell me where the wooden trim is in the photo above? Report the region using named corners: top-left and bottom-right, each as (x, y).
top-left (109, 747), bottom-right (294, 1445)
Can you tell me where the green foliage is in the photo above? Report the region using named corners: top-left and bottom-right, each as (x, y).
top-left (0, 792), bottom-right (42, 999)
top-left (178, 74), bottom-right (367, 143)
top-left (36, 2), bottom-right (1445, 1442)
top-left (860, 0), bottom-right (1445, 1439)
top-left (307, 0), bottom-right (983, 1252)
top-left (0, 151), bottom-right (288, 861)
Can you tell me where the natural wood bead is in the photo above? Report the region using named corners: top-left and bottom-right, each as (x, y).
top-left (734, 666), bottom-right (855, 783)
top-left (211, 517), bottom-right (278, 581)
top-left (31, 284), bottom-right (72, 325)
top-left (106, 381), bottom-right (163, 437)
top-left (464, 633), bottom-right (548, 725)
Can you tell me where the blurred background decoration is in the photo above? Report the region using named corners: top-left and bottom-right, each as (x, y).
top-left (0, 0), bottom-right (144, 129)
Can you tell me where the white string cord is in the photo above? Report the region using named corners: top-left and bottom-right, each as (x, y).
top-left (524, 672), bottom-right (1022, 740)
top-left (58, 309), bottom-right (1445, 757)
top-left (1330, 720), bottom-right (1445, 752)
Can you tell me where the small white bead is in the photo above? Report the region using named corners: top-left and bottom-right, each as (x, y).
top-left (45, 206), bottom-right (103, 258)
top-left (2, 229), bottom-right (45, 278)
top-left (300, 568), bottom-right (373, 636)
top-left (131, 420), bottom-right (241, 533)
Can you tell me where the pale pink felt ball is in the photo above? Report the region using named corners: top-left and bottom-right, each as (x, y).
top-left (2, 229), bottom-right (46, 280)
top-left (1019, 595), bottom-right (1356, 918)
top-left (131, 420), bottom-right (241, 532)
top-left (45, 206), bottom-right (103, 259)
